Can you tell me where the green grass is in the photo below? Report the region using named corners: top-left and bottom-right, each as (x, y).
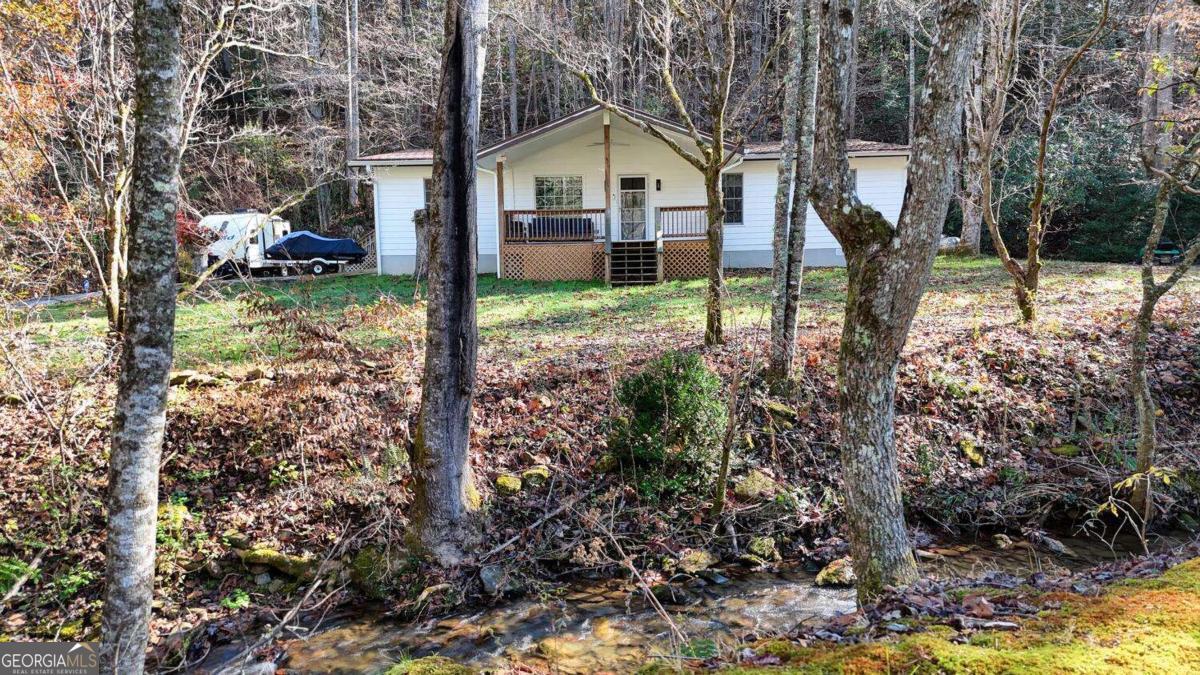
top-left (10, 257), bottom-right (1194, 372)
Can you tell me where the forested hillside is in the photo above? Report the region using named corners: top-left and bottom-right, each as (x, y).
top-left (4, 0), bottom-right (1199, 302)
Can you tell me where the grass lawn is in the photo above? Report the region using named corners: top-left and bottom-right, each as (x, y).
top-left (16, 257), bottom-right (1188, 371)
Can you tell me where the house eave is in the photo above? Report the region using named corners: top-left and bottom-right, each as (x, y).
top-left (742, 150), bottom-right (911, 161)
top-left (348, 158), bottom-right (434, 167)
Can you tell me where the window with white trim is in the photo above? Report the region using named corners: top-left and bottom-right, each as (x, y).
top-left (534, 175), bottom-right (584, 210)
top-left (723, 173), bottom-right (743, 224)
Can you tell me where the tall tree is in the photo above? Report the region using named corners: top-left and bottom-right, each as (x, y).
top-left (1128, 0), bottom-right (1200, 521)
top-left (99, 0), bottom-right (185, 668)
top-left (768, 0), bottom-right (818, 385)
top-left (408, 0), bottom-right (489, 566)
top-left (986, 0), bottom-right (1108, 324)
top-left (809, 0), bottom-right (981, 603)
top-left (307, 0), bottom-right (333, 230)
top-left (959, 0), bottom-right (1030, 254)
top-left (346, 0), bottom-right (362, 208)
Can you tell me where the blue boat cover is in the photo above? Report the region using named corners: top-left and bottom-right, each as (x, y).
top-left (265, 231), bottom-right (367, 262)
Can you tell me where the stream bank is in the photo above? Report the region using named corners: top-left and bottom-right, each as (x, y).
top-left (199, 534), bottom-right (1193, 673)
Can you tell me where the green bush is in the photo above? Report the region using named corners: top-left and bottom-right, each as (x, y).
top-left (609, 351), bottom-right (727, 497)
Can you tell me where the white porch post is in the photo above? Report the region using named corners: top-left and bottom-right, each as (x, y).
top-left (496, 155), bottom-right (506, 279)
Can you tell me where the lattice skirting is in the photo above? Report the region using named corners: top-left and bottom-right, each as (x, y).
top-left (344, 234), bottom-right (378, 273)
top-left (502, 242), bottom-right (605, 281)
top-left (663, 239), bottom-right (710, 280)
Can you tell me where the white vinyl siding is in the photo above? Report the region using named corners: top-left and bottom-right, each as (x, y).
top-left (728, 155), bottom-right (907, 256)
top-left (372, 165), bottom-right (499, 273)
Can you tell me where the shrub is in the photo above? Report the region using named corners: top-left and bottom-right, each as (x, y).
top-left (609, 351), bottom-right (727, 497)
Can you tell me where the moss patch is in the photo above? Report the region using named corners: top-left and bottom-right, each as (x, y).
top-left (732, 558), bottom-right (1200, 673)
top-left (495, 475), bottom-right (522, 495)
top-left (384, 656), bottom-right (474, 675)
top-left (239, 546), bottom-right (315, 579)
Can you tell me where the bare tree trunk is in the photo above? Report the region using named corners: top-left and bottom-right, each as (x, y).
top-left (507, 33), bottom-right (519, 135)
top-left (308, 0), bottom-right (332, 229)
top-left (413, 208), bottom-right (429, 283)
top-left (705, 168), bottom-right (725, 346)
top-left (810, 0), bottom-right (981, 604)
top-left (906, 16), bottom-right (916, 144)
top-left (959, 32), bottom-right (985, 253)
top-left (1128, 191), bottom-right (1163, 518)
top-left (345, 0), bottom-right (361, 208)
top-left (845, 0), bottom-right (860, 138)
top-left (989, 0), bottom-right (1108, 324)
top-left (408, 0), bottom-right (489, 567)
top-left (99, 0), bottom-right (184, 668)
top-left (1129, 2), bottom-right (1190, 520)
top-left (769, 0), bottom-right (817, 385)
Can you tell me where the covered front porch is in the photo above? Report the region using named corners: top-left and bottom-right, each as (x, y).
top-left (481, 107), bottom-right (718, 284)
top-left (498, 206), bottom-right (711, 284)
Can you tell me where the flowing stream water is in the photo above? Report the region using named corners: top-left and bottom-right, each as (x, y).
top-left (202, 535), bottom-right (1174, 674)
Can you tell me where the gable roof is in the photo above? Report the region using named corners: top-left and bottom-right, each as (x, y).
top-left (351, 104), bottom-right (909, 166)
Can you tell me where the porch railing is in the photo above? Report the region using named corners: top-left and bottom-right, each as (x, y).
top-left (503, 209), bottom-right (605, 243)
top-left (658, 206), bottom-right (708, 239)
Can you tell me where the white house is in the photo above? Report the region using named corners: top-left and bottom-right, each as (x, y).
top-left (350, 104), bottom-right (909, 284)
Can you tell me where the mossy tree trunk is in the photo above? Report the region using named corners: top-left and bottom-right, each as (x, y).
top-left (408, 0), bottom-right (488, 566)
top-left (99, 0), bottom-right (185, 670)
top-left (809, 0), bottom-right (981, 604)
top-left (1127, 4), bottom-right (1200, 521)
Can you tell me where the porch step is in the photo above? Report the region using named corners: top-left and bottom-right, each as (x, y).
top-left (609, 241), bottom-right (660, 286)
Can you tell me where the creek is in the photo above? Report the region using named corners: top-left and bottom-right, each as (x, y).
top-left (203, 534), bottom-right (1172, 674)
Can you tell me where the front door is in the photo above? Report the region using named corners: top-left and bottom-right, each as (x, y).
top-left (618, 175), bottom-right (648, 240)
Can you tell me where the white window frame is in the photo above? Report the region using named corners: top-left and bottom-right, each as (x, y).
top-left (722, 172), bottom-right (744, 225)
top-left (534, 175), bottom-right (584, 211)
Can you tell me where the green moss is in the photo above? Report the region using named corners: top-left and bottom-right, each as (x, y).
top-left (815, 557), bottom-right (855, 587)
top-left (958, 438), bottom-right (984, 466)
top-left (157, 501), bottom-right (191, 531)
top-left (734, 470), bottom-right (776, 501)
top-left (747, 536), bottom-right (778, 561)
top-left (495, 475), bottom-right (522, 495)
top-left (520, 465), bottom-right (551, 487)
top-left (384, 656), bottom-right (474, 674)
top-left (464, 481), bottom-right (482, 510)
top-left (1050, 444), bottom-right (1083, 458)
top-left (730, 558), bottom-right (1200, 673)
top-left (350, 546), bottom-right (392, 599)
top-left (677, 549), bottom-right (718, 574)
top-left (239, 546), bottom-right (315, 579)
